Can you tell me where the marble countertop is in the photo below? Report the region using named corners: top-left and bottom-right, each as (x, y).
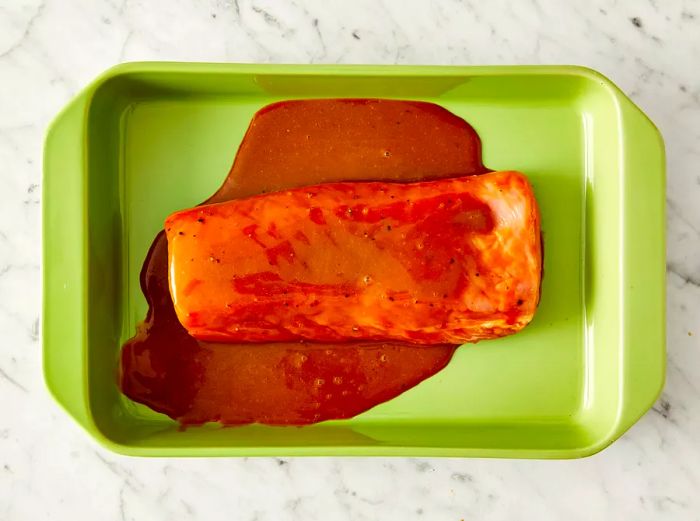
top-left (1, 0), bottom-right (699, 519)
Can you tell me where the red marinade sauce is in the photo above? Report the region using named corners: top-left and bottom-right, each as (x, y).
top-left (119, 99), bottom-right (488, 425)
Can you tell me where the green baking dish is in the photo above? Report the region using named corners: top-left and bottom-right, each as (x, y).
top-left (43, 63), bottom-right (665, 458)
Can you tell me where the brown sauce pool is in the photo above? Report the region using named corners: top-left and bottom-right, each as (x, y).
top-left (119, 99), bottom-right (487, 425)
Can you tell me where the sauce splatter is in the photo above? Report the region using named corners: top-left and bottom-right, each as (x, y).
top-left (119, 99), bottom-right (488, 425)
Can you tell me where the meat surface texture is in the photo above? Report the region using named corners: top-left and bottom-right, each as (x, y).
top-left (165, 170), bottom-right (541, 345)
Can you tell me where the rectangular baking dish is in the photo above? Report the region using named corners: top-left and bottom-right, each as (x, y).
top-left (43, 63), bottom-right (665, 458)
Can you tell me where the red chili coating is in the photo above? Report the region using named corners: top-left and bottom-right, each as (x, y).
top-left (165, 171), bottom-right (541, 345)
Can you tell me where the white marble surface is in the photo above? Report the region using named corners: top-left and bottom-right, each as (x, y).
top-left (1, 0), bottom-right (699, 519)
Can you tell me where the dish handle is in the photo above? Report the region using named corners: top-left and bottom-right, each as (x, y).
top-left (617, 94), bottom-right (666, 433)
top-left (42, 93), bottom-right (93, 431)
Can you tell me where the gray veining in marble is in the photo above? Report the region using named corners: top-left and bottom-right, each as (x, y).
top-left (1, 0), bottom-right (699, 519)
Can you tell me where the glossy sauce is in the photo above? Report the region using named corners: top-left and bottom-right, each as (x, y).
top-left (166, 172), bottom-right (541, 345)
top-left (119, 99), bottom-right (488, 425)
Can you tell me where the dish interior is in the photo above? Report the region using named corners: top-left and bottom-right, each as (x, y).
top-left (79, 69), bottom-right (629, 453)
